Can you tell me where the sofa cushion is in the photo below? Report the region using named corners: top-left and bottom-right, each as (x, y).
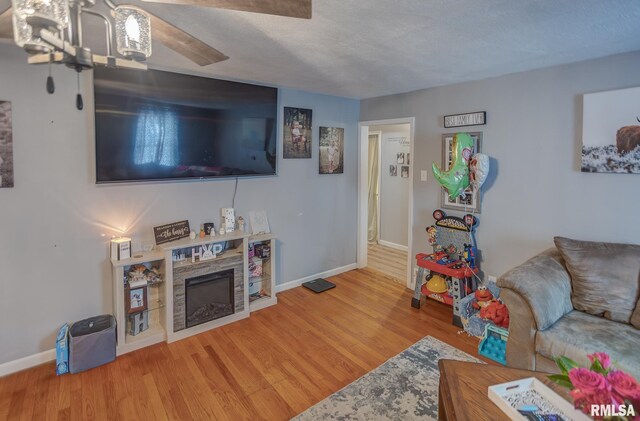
top-left (632, 300), bottom-right (640, 329)
top-left (536, 310), bottom-right (640, 380)
top-left (554, 237), bottom-right (640, 323)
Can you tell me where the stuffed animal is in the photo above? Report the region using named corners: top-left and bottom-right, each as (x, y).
top-left (472, 286), bottom-right (493, 310)
top-left (480, 299), bottom-right (510, 328)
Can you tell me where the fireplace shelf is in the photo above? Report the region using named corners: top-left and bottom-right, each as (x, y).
top-left (111, 230), bottom-right (278, 354)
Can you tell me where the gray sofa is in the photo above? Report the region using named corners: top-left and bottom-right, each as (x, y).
top-left (497, 241), bottom-right (640, 379)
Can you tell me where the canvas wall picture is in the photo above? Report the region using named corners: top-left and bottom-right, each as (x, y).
top-left (0, 100), bottom-right (13, 188)
top-left (319, 126), bottom-right (344, 174)
top-left (283, 107), bottom-right (312, 159)
top-left (582, 86), bottom-right (640, 173)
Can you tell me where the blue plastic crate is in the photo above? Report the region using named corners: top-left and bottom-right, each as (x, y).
top-left (478, 324), bottom-right (508, 365)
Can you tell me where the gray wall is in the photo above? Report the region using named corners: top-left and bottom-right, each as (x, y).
top-left (0, 43), bottom-right (359, 364)
top-left (362, 51), bottom-right (640, 281)
top-left (370, 124), bottom-right (411, 247)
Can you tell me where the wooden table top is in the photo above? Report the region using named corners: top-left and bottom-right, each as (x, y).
top-left (438, 359), bottom-right (571, 421)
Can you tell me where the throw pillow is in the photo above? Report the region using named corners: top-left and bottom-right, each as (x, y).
top-left (554, 237), bottom-right (640, 324)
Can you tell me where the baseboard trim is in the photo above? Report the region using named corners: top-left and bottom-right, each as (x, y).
top-left (0, 348), bottom-right (56, 378)
top-left (1, 263), bottom-right (358, 377)
top-left (378, 240), bottom-right (408, 252)
top-left (275, 263), bottom-right (357, 293)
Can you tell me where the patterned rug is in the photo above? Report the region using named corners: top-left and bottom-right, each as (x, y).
top-left (292, 336), bottom-right (481, 421)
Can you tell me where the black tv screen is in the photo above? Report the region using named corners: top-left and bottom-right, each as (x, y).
top-left (94, 67), bottom-right (278, 183)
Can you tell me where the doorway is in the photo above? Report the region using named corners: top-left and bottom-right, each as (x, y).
top-left (358, 118), bottom-right (415, 288)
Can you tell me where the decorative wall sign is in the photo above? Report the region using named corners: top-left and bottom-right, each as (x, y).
top-left (582, 86), bottom-right (640, 173)
top-left (441, 132), bottom-right (482, 213)
top-left (153, 220), bottom-right (191, 245)
top-left (0, 100), bottom-right (14, 188)
top-left (444, 111), bottom-right (486, 128)
top-left (319, 126), bottom-right (344, 174)
top-left (283, 107), bottom-right (312, 159)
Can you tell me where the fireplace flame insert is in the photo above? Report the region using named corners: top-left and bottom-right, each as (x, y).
top-left (185, 269), bottom-right (234, 328)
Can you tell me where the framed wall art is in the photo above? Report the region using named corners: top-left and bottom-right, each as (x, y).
top-left (319, 126), bottom-right (344, 174)
top-left (0, 100), bottom-right (14, 188)
top-left (283, 107), bottom-right (312, 159)
top-left (440, 132), bottom-right (482, 213)
top-left (582, 86), bottom-right (640, 173)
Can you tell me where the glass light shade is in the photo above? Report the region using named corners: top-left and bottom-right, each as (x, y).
top-left (115, 6), bottom-right (152, 60)
top-left (12, 0), bottom-right (68, 53)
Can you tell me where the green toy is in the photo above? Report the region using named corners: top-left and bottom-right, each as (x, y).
top-left (432, 132), bottom-right (474, 200)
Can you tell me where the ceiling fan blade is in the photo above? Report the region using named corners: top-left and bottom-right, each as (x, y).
top-left (149, 13), bottom-right (229, 66)
top-left (0, 7), bottom-right (13, 39)
top-left (142, 0), bottom-right (311, 19)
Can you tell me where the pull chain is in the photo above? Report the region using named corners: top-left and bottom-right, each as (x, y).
top-left (76, 72), bottom-right (83, 110)
top-left (46, 55), bottom-right (55, 94)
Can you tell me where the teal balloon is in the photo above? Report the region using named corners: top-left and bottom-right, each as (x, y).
top-left (432, 133), bottom-right (474, 200)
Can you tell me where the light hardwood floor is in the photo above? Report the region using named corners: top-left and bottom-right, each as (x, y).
top-left (0, 269), bottom-right (483, 421)
top-left (367, 243), bottom-right (408, 284)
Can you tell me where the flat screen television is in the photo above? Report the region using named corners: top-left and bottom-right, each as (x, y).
top-left (94, 67), bottom-right (278, 183)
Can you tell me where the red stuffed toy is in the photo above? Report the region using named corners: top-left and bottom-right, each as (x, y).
top-left (480, 299), bottom-right (510, 328)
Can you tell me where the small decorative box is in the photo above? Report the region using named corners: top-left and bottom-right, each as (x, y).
top-left (110, 237), bottom-right (131, 261)
top-left (128, 311), bottom-right (149, 336)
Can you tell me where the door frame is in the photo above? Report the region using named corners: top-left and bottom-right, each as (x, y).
top-left (357, 117), bottom-right (415, 289)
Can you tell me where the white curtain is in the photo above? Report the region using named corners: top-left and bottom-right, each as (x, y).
top-left (367, 134), bottom-right (380, 243)
top-left (134, 107), bottom-right (179, 166)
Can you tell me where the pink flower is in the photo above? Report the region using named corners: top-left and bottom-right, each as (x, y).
top-left (608, 370), bottom-right (640, 403)
top-left (588, 352), bottom-right (612, 370)
top-left (569, 368), bottom-right (610, 394)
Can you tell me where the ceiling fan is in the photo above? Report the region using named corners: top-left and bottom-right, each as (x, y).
top-left (0, 0), bottom-right (311, 107)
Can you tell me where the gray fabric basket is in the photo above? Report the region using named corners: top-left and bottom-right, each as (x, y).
top-left (69, 314), bottom-right (116, 373)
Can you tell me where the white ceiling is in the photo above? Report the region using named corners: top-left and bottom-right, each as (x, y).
top-left (3, 0), bottom-right (640, 98)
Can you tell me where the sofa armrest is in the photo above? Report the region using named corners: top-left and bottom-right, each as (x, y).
top-left (497, 248), bottom-right (573, 331)
top-left (500, 289), bottom-right (537, 370)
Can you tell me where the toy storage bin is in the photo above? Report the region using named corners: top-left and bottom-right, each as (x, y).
top-left (69, 314), bottom-right (116, 373)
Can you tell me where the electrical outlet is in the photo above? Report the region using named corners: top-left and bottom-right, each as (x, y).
top-left (420, 170), bottom-right (428, 181)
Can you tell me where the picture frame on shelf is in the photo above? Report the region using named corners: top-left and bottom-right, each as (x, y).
top-left (126, 285), bottom-right (148, 314)
top-left (440, 132), bottom-right (482, 213)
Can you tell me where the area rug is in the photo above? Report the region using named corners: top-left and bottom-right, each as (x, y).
top-left (292, 336), bottom-right (481, 421)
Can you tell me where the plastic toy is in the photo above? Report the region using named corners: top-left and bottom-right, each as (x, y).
top-left (423, 274), bottom-right (448, 295)
top-left (479, 324), bottom-right (508, 365)
top-left (412, 209), bottom-right (480, 327)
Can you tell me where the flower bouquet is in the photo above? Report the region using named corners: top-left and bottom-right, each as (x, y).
top-left (549, 353), bottom-right (640, 420)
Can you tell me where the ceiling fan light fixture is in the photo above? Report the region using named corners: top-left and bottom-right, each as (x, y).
top-left (114, 6), bottom-right (151, 61)
top-left (11, 0), bottom-right (69, 53)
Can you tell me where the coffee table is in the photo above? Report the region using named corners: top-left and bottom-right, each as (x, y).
top-left (438, 359), bottom-right (571, 420)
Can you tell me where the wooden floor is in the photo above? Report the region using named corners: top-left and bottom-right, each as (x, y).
top-left (0, 269), bottom-right (482, 421)
top-left (367, 243), bottom-right (408, 284)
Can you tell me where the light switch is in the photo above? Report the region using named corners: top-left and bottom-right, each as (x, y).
top-left (420, 170), bottom-right (428, 181)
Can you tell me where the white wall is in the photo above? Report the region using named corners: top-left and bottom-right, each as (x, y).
top-left (0, 43), bottom-right (360, 364)
top-left (370, 124), bottom-right (411, 247)
top-left (361, 51), bottom-right (640, 281)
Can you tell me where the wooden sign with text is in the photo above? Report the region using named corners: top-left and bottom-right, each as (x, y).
top-left (444, 111), bottom-right (486, 128)
top-left (153, 220), bottom-right (191, 245)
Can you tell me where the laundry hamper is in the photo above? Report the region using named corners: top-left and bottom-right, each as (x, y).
top-left (69, 314), bottom-right (116, 373)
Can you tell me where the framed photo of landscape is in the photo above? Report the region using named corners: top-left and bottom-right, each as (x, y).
top-left (440, 132), bottom-right (482, 213)
top-left (581, 86), bottom-right (640, 173)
